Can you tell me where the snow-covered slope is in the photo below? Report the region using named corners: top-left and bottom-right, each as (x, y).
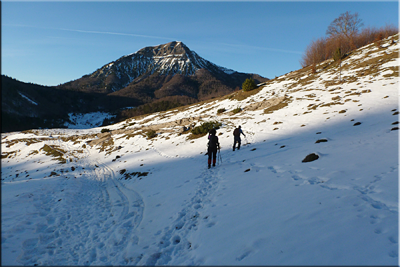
top-left (2, 35), bottom-right (398, 266)
top-left (64, 112), bottom-right (116, 129)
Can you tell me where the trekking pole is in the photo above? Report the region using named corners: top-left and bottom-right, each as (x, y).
top-left (218, 149), bottom-right (223, 164)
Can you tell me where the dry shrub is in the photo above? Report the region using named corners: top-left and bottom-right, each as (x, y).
top-left (301, 24), bottom-right (398, 67)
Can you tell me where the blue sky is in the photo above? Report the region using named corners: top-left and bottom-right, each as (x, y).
top-left (2, 1), bottom-right (398, 86)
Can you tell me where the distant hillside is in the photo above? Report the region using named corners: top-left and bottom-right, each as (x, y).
top-left (1, 76), bottom-right (140, 132)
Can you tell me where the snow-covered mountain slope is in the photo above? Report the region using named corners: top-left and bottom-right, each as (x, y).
top-left (72, 41), bottom-right (255, 94)
top-left (94, 41), bottom-right (236, 85)
top-left (2, 35), bottom-right (398, 266)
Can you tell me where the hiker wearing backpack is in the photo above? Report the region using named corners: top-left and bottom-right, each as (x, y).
top-left (233, 125), bottom-right (246, 151)
top-left (207, 128), bottom-right (220, 169)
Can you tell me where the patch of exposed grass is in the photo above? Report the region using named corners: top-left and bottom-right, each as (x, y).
top-left (1, 151), bottom-right (17, 159)
top-left (320, 101), bottom-right (344, 108)
top-left (264, 97), bottom-right (292, 114)
top-left (4, 138), bottom-right (50, 148)
top-left (353, 48), bottom-right (398, 77)
top-left (21, 129), bottom-right (40, 135)
top-left (344, 91), bottom-right (361, 97)
top-left (323, 79), bottom-right (343, 87)
top-left (230, 87), bottom-right (262, 101)
top-left (61, 136), bottom-right (76, 142)
top-left (382, 66), bottom-right (399, 78)
top-left (40, 144), bottom-right (66, 163)
top-left (232, 107), bottom-right (242, 114)
top-left (27, 150), bottom-right (39, 157)
top-left (342, 76), bottom-right (358, 83)
top-left (307, 104), bottom-right (319, 110)
top-left (287, 74), bottom-right (317, 90)
top-left (99, 138), bottom-right (114, 153)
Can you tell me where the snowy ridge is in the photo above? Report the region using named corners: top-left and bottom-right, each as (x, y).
top-left (1, 35), bottom-right (398, 265)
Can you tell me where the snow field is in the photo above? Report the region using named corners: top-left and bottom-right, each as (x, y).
top-left (1, 35), bottom-right (398, 265)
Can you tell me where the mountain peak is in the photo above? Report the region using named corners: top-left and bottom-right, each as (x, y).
top-left (86, 41), bottom-right (246, 93)
top-left (133, 41), bottom-right (189, 58)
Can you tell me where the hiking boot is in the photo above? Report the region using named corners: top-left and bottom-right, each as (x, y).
top-left (208, 164), bottom-right (211, 169)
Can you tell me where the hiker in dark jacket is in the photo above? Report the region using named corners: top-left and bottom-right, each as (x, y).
top-left (207, 128), bottom-right (220, 169)
top-left (233, 125), bottom-right (246, 151)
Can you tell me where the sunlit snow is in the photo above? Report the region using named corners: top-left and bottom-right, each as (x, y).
top-left (2, 36), bottom-right (398, 266)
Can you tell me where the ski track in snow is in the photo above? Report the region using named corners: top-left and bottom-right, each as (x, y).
top-left (6, 140), bottom-right (145, 266)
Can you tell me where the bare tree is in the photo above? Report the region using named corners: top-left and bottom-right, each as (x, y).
top-left (326, 11), bottom-right (363, 82)
top-left (326, 11), bottom-right (364, 48)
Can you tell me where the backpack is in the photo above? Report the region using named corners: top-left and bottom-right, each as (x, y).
top-left (208, 135), bottom-right (219, 149)
top-left (233, 128), bottom-right (240, 136)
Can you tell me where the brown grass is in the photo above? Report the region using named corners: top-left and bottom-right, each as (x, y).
top-left (40, 144), bottom-right (67, 163)
top-left (264, 97), bottom-right (292, 114)
top-left (229, 87), bottom-right (263, 101)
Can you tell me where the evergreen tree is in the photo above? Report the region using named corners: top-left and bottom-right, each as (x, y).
top-left (333, 47), bottom-right (342, 61)
top-left (242, 78), bottom-right (257, 92)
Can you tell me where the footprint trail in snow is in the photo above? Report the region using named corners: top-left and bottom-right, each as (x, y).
top-left (3, 149), bottom-right (144, 266)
